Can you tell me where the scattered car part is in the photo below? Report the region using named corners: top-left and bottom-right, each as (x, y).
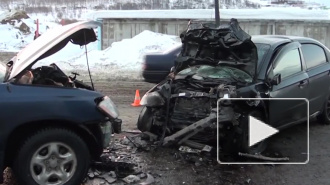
top-left (162, 113), bottom-right (217, 146)
top-left (139, 173), bottom-right (155, 185)
top-left (123, 175), bottom-right (141, 184)
top-left (238, 152), bottom-right (290, 162)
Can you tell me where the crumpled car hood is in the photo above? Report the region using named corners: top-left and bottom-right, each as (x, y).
top-left (5, 21), bottom-right (101, 81)
top-left (174, 18), bottom-right (258, 78)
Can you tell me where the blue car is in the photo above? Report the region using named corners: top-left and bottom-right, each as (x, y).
top-left (0, 21), bottom-right (121, 185)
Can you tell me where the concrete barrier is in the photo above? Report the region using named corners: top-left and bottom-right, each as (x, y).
top-left (99, 18), bottom-right (330, 50)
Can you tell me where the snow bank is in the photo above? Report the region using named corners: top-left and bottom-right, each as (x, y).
top-left (36, 30), bottom-right (181, 80)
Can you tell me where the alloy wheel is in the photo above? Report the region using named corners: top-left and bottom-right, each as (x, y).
top-left (30, 142), bottom-right (77, 185)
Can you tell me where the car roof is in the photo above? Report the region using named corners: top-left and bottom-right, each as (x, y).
top-left (251, 35), bottom-right (318, 46)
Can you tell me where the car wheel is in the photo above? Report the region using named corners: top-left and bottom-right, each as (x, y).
top-left (137, 106), bottom-right (153, 132)
top-left (239, 111), bottom-right (268, 154)
top-left (317, 95), bottom-right (330, 125)
top-left (12, 128), bottom-right (90, 185)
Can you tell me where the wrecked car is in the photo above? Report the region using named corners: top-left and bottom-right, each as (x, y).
top-left (0, 21), bottom-right (121, 185)
top-left (137, 18), bottom-right (330, 156)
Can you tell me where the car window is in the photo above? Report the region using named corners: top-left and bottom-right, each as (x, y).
top-left (301, 44), bottom-right (327, 69)
top-left (0, 63), bottom-right (6, 82)
top-left (273, 49), bottom-right (302, 79)
top-left (255, 43), bottom-right (271, 67)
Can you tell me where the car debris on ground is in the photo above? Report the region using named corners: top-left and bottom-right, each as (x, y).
top-left (86, 132), bottom-right (156, 184)
top-left (85, 131), bottom-right (218, 184)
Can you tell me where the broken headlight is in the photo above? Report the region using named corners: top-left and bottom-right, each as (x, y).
top-left (140, 91), bottom-right (165, 107)
top-left (97, 96), bottom-right (119, 119)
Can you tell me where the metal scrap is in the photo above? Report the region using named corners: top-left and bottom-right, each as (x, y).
top-left (139, 174), bottom-right (155, 185)
top-left (179, 146), bottom-right (202, 154)
top-left (163, 113), bottom-right (217, 145)
top-left (123, 175), bottom-right (141, 184)
top-left (99, 174), bottom-right (117, 184)
top-left (238, 152), bottom-right (290, 161)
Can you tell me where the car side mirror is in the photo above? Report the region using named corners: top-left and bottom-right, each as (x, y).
top-left (271, 74), bottom-right (281, 85)
top-left (170, 66), bottom-right (175, 73)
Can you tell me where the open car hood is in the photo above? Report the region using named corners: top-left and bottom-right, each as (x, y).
top-left (174, 18), bottom-right (258, 78)
top-left (5, 21), bottom-right (101, 81)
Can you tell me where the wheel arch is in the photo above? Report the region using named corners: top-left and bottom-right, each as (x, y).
top-left (4, 119), bottom-right (103, 167)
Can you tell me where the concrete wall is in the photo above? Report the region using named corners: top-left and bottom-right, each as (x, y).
top-left (100, 18), bottom-right (330, 50)
top-left (100, 18), bottom-right (191, 49)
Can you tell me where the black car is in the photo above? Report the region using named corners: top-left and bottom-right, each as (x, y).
top-left (137, 19), bottom-right (330, 155)
top-left (0, 21), bottom-right (121, 185)
top-left (142, 44), bottom-right (181, 83)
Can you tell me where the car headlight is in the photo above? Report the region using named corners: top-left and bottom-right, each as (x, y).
top-left (97, 96), bottom-right (119, 119)
top-left (140, 91), bottom-right (165, 107)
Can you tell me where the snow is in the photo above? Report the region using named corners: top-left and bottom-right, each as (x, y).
top-left (1, 7), bottom-right (330, 79)
top-left (34, 30), bottom-right (180, 80)
top-left (88, 8), bottom-right (330, 21)
top-left (0, 12), bottom-right (61, 52)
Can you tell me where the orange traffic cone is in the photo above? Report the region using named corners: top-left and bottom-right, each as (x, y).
top-left (131, 89), bottom-right (141, 107)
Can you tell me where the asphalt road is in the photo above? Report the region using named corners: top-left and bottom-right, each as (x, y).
top-left (2, 80), bottom-right (330, 185)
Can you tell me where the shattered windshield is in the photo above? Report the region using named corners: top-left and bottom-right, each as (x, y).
top-left (178, 65), bottom-right (253, 83)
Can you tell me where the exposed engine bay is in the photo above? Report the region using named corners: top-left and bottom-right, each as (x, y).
top-left (146, 76), bottom-right (241, 146)
top-left (15, 63), bottom-right (93, 90)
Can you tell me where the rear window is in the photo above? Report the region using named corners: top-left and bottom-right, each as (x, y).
top-left (301, 44), bottom-right (327, 69)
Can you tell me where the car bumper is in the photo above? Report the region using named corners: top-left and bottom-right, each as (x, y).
top-left (100, 119), bottom-right (122, 148)
top-left (100, 121), bottom-right (112, 148)
top-left (142, 70), bottom-right (169, 83)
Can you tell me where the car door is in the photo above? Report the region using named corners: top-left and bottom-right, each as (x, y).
top-left (301, 43), bottom-right (330, 114)
top-left (268, 42), bottom-right (309, 128)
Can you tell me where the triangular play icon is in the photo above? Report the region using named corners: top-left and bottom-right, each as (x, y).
top-left (249, 116), bottom-right (279, 147)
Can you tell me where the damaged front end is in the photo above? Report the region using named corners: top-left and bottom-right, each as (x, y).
top-left (137, 19), bottom-right (268, 155)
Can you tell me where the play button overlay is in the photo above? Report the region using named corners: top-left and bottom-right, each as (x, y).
top-left (249, 116), bottom-right (279, 147)
top-left (217, 98), bottom-right (309, 164)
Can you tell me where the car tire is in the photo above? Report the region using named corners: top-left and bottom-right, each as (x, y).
top-left (12, 128), bottom-right (90, 185)
top-left (239, 111), bottom-right (268, 154)
top-left (137, 106), bottom-right (153, 132)
top-left (317, 95), bottom-right (330, 125)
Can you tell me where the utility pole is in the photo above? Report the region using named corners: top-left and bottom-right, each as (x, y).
top-left (215, 0), bottom-right (220, 26)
